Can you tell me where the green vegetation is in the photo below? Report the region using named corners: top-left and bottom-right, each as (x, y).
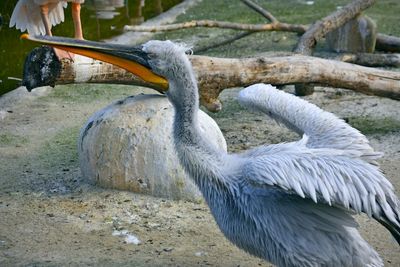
top-left (205, 97), bottom-right (246, 119)
top-left (348, 116), bottom-right (400, 135)
top-left (0, 133), bottom-right (28, 146)
top-left (36, 126), bottom-right (81, 170)
top-left (154, 0), bottom-right (400, 57)
top-left (40, 84), bottom-right (136, 103)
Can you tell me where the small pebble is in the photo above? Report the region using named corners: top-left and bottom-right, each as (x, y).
top-left (124, 234), bottom-right (141, 245)
top-left (195, 251), bottom-right (207, 257)
top-left (163, 247), bottom-right (173, 252)
top-left (112, 230), bottom-right (128, 236)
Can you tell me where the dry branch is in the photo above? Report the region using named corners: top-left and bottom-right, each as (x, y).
top-left (294, 0), bottom-right (377, 55)
top-left (376, 34), bottom-right (400, 53)
top-left (23, 47), bottom-right (400, 112)
top-left (124, 20), bottom-right (308, 33)
top-left (240, 0), bottom-right (278, 23)
top-left (322, 52), bottom-right (400, 67)
top-left (191, 0), bottom-right (276, 55)
top-left (194, 31), bottom-right (255, 53)
top-left (123, 19), bottom-right (399, 53)
top-left (261, 51), bottom-right (400, 68)
top-left (293, 0), bottom-right (376, 96)
top-left (191, 55), bottom-right (400, 103)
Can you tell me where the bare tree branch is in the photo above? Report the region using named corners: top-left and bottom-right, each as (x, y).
top-left (194, 31), bottom-right (255, 53)
top-left (124, 20), bottom-right (308, 33)
top-left (320, 52), bottom-right (400, 67)
top-left (376, 34), bottom-right (400, 53)
top-left (240, 0), bottom-right (278, 23)
top-left (294, 0), bottom-right (377, 55)
top-left (263, 51), bottom-right (400, 68)
top-left (123, 20), bottom-right (399, 53)
top-left (293, 0), bottom-right (377, 96)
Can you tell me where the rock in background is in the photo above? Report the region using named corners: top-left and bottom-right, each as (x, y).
top-left (78, 94), bottom-right (227, 201)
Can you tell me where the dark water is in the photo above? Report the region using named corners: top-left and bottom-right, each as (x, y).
top-left (0, 0), bottom-right (181, 96)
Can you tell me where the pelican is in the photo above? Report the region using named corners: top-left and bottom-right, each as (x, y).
top-left (23, 35), bottom-right (400, 267)
top-left (10, 0), bottom-right (84, 59)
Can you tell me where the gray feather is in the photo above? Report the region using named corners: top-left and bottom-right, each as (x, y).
top-left (141, 40), bottom-right (399, 267)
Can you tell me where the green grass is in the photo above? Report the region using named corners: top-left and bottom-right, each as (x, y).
top-left (39, 84), bottom-right (136, 103)
top-left (348, 116), bottom-right (400, 135)
top-left (205, 98), bottom-right (246, 119)
top-left (0, 133), bottom-right (28, 146)
top-left (36, 126), bottom-right (81, 170)
top-left (153, 0), bottom-right (400, 57)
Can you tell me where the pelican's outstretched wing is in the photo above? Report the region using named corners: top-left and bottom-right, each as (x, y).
top-left (238, 84), bottom-right (381, 162)
top-left (239, 143), bottom-right (400, 242)
top-left (237, 84), bottom-right (400, 242)
top-left (10, 0), bottom-right (66, 35)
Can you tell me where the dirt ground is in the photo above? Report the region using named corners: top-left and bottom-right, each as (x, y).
top-left (1, 0), bottom-right (400, 266)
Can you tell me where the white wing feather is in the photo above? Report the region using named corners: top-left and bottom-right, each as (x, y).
top-left (10, 0), bottom-right (67, 35)
top-left (238, 84), bottom-right (382, 162)
top-left (237, 84), bottom-right (400, 228)
top-left (241, 145), bottom-right (399, 221)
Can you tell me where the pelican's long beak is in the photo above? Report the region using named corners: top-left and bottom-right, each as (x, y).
top-left (21, 34), bottom-right (169, 91)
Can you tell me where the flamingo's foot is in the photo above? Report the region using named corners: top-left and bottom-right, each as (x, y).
top-left (54, 48), bottom-right (74, 61)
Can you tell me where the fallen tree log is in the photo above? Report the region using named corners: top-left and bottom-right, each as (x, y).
top-left (23, 46), bottom-right (400, 112)
top-left (376, 34), bottom-right (400, 53)
top-left (293, 0), bottom-right (376, 96)
top-left (259, 51), bottom-right (400, 68)
top-left (294, 0), bottom-right (376, 55)
top-left (123, 19), bottom-right (308, 34)
top-left (320, 52), bottom-right (400, 67)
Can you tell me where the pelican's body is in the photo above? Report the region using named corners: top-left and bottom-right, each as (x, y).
top-left (10, 0), bottom-right (84, 39)
top-left (24, 36), bottom-right (400, 267)
top-left (141, 40), bottom-right (399, 266)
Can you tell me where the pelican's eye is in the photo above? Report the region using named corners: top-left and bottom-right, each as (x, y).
top-left (185, 49), bottom-right (193, 56)
top-left (147, 52), bottom-right (157, 59)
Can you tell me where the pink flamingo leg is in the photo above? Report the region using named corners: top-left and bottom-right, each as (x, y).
top-left (71, 3), bottom-right (84, 40)
top-left (40, 4), bottom-right (52, 36)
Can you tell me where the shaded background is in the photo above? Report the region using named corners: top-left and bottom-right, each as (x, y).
top-left (0, 0), bottom-right (182, 96)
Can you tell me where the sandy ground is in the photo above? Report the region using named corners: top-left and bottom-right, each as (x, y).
top-left (1, 0), bottom-right (400, 266)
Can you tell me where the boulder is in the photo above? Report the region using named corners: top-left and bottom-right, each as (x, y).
top-left (78, 94), bottom-right (227, 201)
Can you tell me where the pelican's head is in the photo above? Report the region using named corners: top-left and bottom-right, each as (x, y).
top-left (141, 40), bottom-right (197, 107)
top-left (21, 34), bottom-right (192, 94)
top-left (142, 40), bottom-right (193, 80)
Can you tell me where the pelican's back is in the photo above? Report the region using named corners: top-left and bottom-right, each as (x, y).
top-left (10, 0), bottom-right (67, 35)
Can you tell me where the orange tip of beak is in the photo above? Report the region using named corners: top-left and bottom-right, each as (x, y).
top-left (20, 33), bottom-right (29, 40)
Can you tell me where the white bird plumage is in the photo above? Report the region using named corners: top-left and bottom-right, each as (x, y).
top-left (141, 40), bottom-right (400, 267)
top-left (10, 0), bottom-right (84, 38)
top-left (238, 85), bottom-right (396, 217)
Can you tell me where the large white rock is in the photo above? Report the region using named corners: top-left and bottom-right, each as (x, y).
top-left (78, 94), bottom-right (227, 201)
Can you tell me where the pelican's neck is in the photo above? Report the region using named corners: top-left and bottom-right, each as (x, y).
top-left (168, 61), bottom-right (226, 192)
top-left (170, 71), bottom-right (207, 152)
top-left (170, 78), bottom-right (199, 130)
top-left (167, 55), bottom-right (202, 144)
